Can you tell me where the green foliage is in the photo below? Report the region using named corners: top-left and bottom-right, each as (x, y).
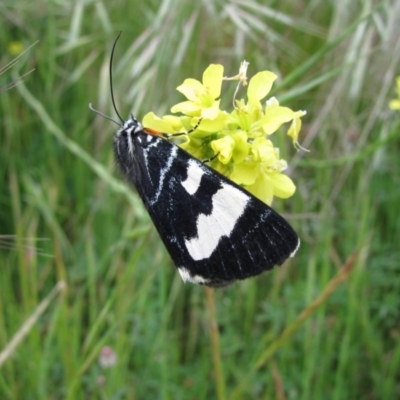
top-left (1, 0), bottom-right (399, 399)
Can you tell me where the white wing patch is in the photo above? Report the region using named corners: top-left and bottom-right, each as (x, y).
top-left (290, 237), bottom-right (301, 257)
top-left (178, 267), bottom-right (210, 284)
top-left (184, 183), bottom-right (249, 261)
top-left (181, 160), bottom-right (204, 195)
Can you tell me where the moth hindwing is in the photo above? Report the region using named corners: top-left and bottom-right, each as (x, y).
top-left (114, 118), bottom-right (300, 287)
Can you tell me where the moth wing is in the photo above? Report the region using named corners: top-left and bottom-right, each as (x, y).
top-left (130, 132), bottom-right (299, 287)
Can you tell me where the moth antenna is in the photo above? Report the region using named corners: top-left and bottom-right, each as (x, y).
top-left (89, 103), bottom-right (120, 126)
top-left (110, 31), bottom-right (124, 124)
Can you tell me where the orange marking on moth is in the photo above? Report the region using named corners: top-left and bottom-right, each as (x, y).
top-left (143, 127), bottom-right (164, 137)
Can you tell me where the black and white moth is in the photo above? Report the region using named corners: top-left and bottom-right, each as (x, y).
top-left (113, 118), bottom-right (300, 287)
top-left (94, 34), bottom-right (300, 287)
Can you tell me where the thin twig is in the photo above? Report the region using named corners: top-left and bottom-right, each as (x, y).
top-left (256, 252), bottom-right (358, 368)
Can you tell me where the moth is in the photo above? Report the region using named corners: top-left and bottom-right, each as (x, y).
top-left (92, 34), bottom-right (300, 287)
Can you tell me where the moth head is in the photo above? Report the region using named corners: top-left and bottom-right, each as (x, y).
top-left (117, 117), bottom-right (144, 137)
top-left (113, 117), bottom-right (143, 162)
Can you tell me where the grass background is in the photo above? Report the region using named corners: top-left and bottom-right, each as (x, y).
top-left (1, 0), bottom-right (400, 399)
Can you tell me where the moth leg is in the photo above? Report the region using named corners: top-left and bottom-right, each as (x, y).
top-left (163, 118), bottom-right (203, 139)
top-left (202, 152), bottom-right (219, 163)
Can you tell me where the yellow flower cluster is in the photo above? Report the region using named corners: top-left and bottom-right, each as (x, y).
top-left (143, 63), bottom-right (306, 206)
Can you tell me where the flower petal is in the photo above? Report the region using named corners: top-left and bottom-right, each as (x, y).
top-left (251, 137), bottom-right (275, 164)
top-left (258, 106), bottom-right (295, 135)
top-left (171, 101), bottom-right (201, 116)
top-left (201, 114), bottom-right (228, 131)
top-left (247, 173), bottom-right (274, 205)
top-left (270, 173), bottom-right (296, 199)
top-left (176, 78), bottom-right (204, 102)
top-left (389, 99), bottom-right (400, 110)
top-left (201, 102), bottom-right (220, 119)
top-left (142, 112), bottom-right (182, 134)
top-left (192, 112), bottom-right (228, 132)
top-left (265, 96), bottom-right (279, 108)
top-left (211, 136), bottom-right (235, 164)
top-left (202, 64), bottom-right (224, 99)
top-left (231, 131), bottom-right (250, 163)
top-left (247, 71), bottom-right (277, 102)
top-left (231, 161), bottom-right (259, 186)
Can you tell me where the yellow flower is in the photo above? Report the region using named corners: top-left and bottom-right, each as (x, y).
top-left (228, 72), bottom-right (277, 134)
top-left (247, 71), bottom-right (277, 107)
top-left (389, 77), bottom-right (400, 110)
top-left (142, 61), bottom-right (306, 205)
top-left (229, 73), bottom-right (306, 145)
top-left (210, 130), bottom-right (250, 165)
top-left (143, 64), bottom-right (228, 136)
top-left (211, 135), bottom-right (235, 164)
top-left (171, 64), bottom-right (225, 120)
top-left (288, 113), bottom-right (309, 151)
top-left (230, 137), bottom-right (295, 205)
top-left (142, 112), bottom-right (185, 135)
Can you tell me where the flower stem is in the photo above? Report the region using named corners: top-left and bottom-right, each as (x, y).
top-left (205, 286), bottom-right (226, 400)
